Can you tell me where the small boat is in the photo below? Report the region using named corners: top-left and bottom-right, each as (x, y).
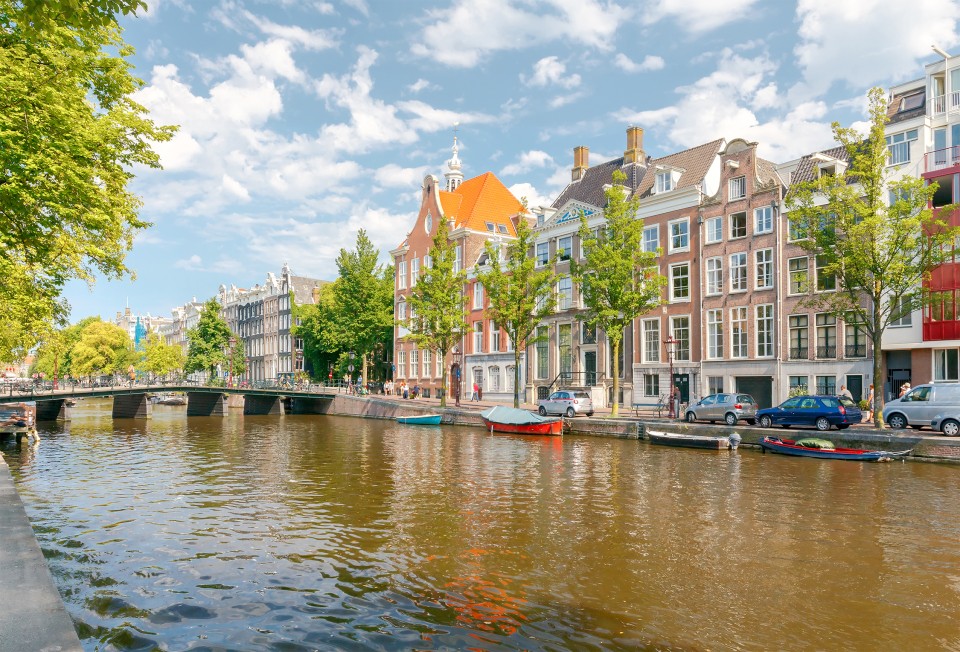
top-left (396, 414), bottom-right (442, 425)
top-left (647, 429), bottom-right (740, 450)
top-left (157, 394), bottom-right (187, 406)
top-left (480, 406), bottom-right (563, 436)
top-left (760, 436), bottom-right (911, 461)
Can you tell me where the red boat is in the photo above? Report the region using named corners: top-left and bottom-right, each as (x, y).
top-left (480, 406), bottom-right (563, 436)
top-left (760, 436), bottom-right (911, 461)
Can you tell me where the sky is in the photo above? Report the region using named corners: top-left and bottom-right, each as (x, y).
top-left (63, 0), bottom-right (960, 323)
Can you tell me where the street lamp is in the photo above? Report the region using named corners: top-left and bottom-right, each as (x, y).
top-left (663, 334), bottom-right (677, 419)
top-left (452, 345), bottom-right (462, 407)
top-left (228, 336), bottom-right (236, 388)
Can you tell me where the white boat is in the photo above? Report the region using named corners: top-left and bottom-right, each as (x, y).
top-left (646, 429), bottom-right (741, 450)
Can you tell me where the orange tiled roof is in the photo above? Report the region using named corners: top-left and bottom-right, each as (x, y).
top-left (439, 172), bottom-right (523, 236)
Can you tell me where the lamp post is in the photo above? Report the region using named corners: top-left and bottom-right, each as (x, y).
top-left (663, 335), bottom-right (677, 419)
top-left (452, 345), bottom-right (462, 407)
top-left (228, 336), bottom-right (236, 388)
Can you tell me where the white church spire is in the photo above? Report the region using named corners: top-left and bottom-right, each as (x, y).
top-left (444, 122), bottom-right (463, 192)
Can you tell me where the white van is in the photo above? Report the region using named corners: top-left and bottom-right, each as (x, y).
top-left (882, 383), bottom-right (960, 431)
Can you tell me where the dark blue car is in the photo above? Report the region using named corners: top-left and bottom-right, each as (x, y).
top-left (756, 395), bottom-right (862, 431)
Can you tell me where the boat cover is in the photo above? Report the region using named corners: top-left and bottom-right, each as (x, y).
top-left (481, 406), bottom-right (555, 425)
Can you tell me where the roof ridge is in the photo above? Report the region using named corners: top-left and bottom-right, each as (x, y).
top-left (649, 137), bottom-right (725, 163)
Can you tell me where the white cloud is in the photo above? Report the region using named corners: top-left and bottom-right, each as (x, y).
top-left (175, 254), bottom-right (204, 270)
top-left (501, 150), bottom-right (554, 176)
top-left (408, 78), bottom-right (433, 93)
top-left (412, 0), bottom-right (630, 67)
top-left (641, 0), bottom-right (761, 33)
top-left (614, 53), bottom-right (665, 73)
top-left (221, 174), bottom-right (250, 201)
top-left (508, 182), bottom-right (550, 209)
top-left (790, 0), bottom-right (960, 101)
top-left (376, 164), bottom-right (430, 189)
top-left (523, 56), bottom-right (581, 89)
top-left (549, 91), bottom-right (585, 109)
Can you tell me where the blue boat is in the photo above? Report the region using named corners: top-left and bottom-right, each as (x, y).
top-left (396, 414), bottom-right (442, 425)
top-left (759, 436), bottom-right (911, 461)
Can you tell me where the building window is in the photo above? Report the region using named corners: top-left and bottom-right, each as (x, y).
top-left (435, 350), bottom-right (443, 378)
top-left (423, 254), bottom-right (432, 269)
top-left (491, 321), bottom-right (501, 351)
top-left (816, 255), bottom-right (836, 292)
top-left (844, 313), bottom-right (867, 358)
top-left (409, 349), bottom-right (419, 378)
top-left (789, 315), bottom-right (808, 359)
top-left (582, 323), bottom-right (597, 344)
top-left (707, 309), bottom-right (724, 359)
top-left (730, 211), bottom-right (747, 239)
top-left (397, 350), bottom-right (406, 377)
top-left (454, 245), bottom-right (462, 274)
top-left (816, 375), bottom-right (836, 395)
top-left (506, 365), bottom-right (515, 392)
top-left (754, 206), bottom-right (773, 234)
top-left (890, 295), bottom-right (913, 326)
top-left (559, 324), bottom-right (572, 377)
top-left (536, 242), bottom-right (549, 266)
top-left (886, 129), bottom-right (918, 165)
top-left (642, 319), bottom-right (660, 362)
top-left (700, 217), bottom-right (720, 246)
top-left (474, 321), bottom-right (484, 353)
top-left (756, 304), bottom-right (774, 357)
top-left (553, 276), bottom-right (571, 310)
top-left (729, 175), bottom-right (746, 200)
top-left (671, 316), bottom-right (690, 361)
top-left (557, 236), bottom-right (573, 261)
top-left (411, 257), bottom-right (419, 285)
top-left (656, 171), bottom-right (673, 193)
top-left (731, 307), bottom-right (747, 358)
top-left (397, 261), bottom-right (407, 289)
top-left (708, 376), bottom-right (724, 394)
top-left (642, 225), bottom-right (659, 253)
top-left (788, 257), bottom-right (808, 295)
top-left (669, 218), bottom-right (689, 252)
top-left (755, 249), bottom-right (774, 289)
top-left (473, 283), bottom-right (484, 310)
top-left (536, 326), bottom-right (548, 379)
top-left (706, 257), bottom-right (722, 295)
top-left (489, 366), bottom-right (501, 392)
top-left (790, 376), bottom-right (808, 394)
top-left (816, 313), bottom-right (836, 358)
top-left (397, 301), bottom-right (407, 321)
top-left (670, 263), bottom-right (690, 300)
top-left (422, 349), bottom-right (431, 377)
top-left (935, 348), bottom-right (960, 381)
top-left (730, 253), bottom-right (747, 292)
top-left (644, 373), bottom-right (660, 397)
top-left (788, 215), bottom-right (807, 241)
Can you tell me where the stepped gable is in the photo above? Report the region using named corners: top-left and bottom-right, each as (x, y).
top-left (551, 158), bottom-right (645, 209)
top-left (439, 171), bottom-right (524, 236)
top-left (634, 138), bottom-right (725, 198)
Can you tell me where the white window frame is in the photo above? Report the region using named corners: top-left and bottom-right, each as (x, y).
top-left (886, 129), bottom-right (919, 166)
top-left (473, 282), bottom-right (484, 310)
top-left (816, 255), bottom-right (836, 292)
top-left (729, 252), bottom-right (747, 292)
top-left (642, 318), bottom-right (660, 363)
top-left (706, 257), bottom-right (722, 296)
top-left (788, 256), bottom-right (808, 295)
top-left (642, 225), bottom-right (659, 254)
top-left (422, 349), bottom-right (431, 377)
top-left (397, 350), bottom-right (405, 377)
top-left (558, 276), bottom-right (573, 310)
top-left (410, 257), bottom-right (419, 286)
top-left (536, 242), bottom-right (549, 266)
top-left (454, 245), bottom-right (462, 274)
top-left (473, 320), bottom-right (484, 353)
top-left (707, 309), bottom-right (724, 360)
top-left (729, 211), bottom-right (747, 239)
top-left (756, 304), bottom-right (774, 357)
top-left (669, 218), bottom-right (689, 252)
top-left (557, 235), bottom-right (573, 261)
top-left (730, 306), bottom-right (748, 358)
top-left (754, 206), bottom-right (773, 234)
top-left (409, 349), bottom-right (419, 378)
top-left (705, 216), bottom-right (722, 244)
top-left (656, 171), bottom-right (673, 193)
top-left (671, 316), bottom-right (691, 362)
top-left (755, 249), bottom-right (774, 289)
top-left (934, 348), bottom-right (960, 381)
top-left (670, 263), bottom-right (690, 301)
top-left (729, 175), bottom-right (746, 200)
top-left (491, 321), bottom-right (501, 351)
top-left (397, 261), bottom-right (407, 289)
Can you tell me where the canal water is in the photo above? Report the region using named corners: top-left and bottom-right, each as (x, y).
top-left (3, 400), bottom-right (960, 651)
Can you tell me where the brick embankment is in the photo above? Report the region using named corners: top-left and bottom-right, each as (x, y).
top-left (0, 452), bottom-right (82, 652)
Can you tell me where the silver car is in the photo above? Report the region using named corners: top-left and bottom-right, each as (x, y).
top-left (538, 390), bottom-right (594, 417)
top-left (684, 393), bottom-right (758, 426)
top-left (884, 383), bottom-right (960, 430)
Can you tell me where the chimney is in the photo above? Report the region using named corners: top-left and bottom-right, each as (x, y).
top-left (624, 126), bottom-right (644, 165)
top-left (572, 145), bottom-right (589, 181)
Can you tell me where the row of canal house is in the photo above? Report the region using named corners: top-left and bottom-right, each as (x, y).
top-left (391, 117), bottom-right (941, 410)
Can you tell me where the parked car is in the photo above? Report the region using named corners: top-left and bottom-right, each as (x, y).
top-left (929, 413), bottom-right (960, 436)
top-left (882, 383), bottom-right (960, 430)
top-left (684, 393), bottom-right (758, 425)
top-left (538, 390), bottom-right (594, 417)
top-left (756, 395), bottom-right (862, 431)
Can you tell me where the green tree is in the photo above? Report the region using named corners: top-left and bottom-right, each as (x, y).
top-left (0, 0), bottom-right (176, 360)
top-left (141, 332), bottom-right (185, 380)
top-left (571, 170), bottom-right (666, 417)
top-left (69, 320), bottom-right (132, 378)
top-left (294, 284), bottom-right (343, 383)
top-left (477, 211), bottom-right (557, 407)
top-left (787, 87), bottom-right (960, 426)
top-left (329, 230), bottom-right (395, 381)
top-left (32, 316), bottom-right (101, 379)
top-left (184, 298), bottom-right (239, 381)
top-left (406, 217), bottom-right (468, 407)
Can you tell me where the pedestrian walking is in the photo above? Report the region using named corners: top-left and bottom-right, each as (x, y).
top-left (865, 383), bottom-right (875, 422)
top-left (402, 381), bottom-right (409, 400)
top-left (471, 382), bottom-right (479, 401)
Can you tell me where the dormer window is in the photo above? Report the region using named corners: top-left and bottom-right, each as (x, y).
top-left (497, 224), bottom-right (508, 234)
top-left (486, 222), bottom-right (495, 232)
top-left (817, 161), bottom-right (847, 178)
top-left (656, 171), bottom-right (673, 193)
top-left (729, 176), bottom-right (746, 200)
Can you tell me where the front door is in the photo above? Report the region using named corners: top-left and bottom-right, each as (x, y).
top-left (846, 375), bottom-right (863, 403)
top-left (673, 373), bottom-right (690, 403)
top-left (583, 351), bottom-right (597, 386)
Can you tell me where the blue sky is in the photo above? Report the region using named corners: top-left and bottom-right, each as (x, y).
top-left (64, 0), bottom-right (960, 322)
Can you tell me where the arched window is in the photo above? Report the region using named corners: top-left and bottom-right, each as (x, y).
top-left (489, 366), bottom-right (501, 392)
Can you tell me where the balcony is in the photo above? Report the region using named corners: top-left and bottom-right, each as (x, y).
top-left (789, 347), bottom-right (808, 360)
top-left (925, 146), bottom-right (960, 173)
top-left (930, 91), bottom-right (960, 117)
top-left (844, 344), bottom-right (867, 358)
top-left (816, 345), bottom-right (837, 359)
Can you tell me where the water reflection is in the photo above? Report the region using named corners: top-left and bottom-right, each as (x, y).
top-left (3, 401), bottom-right (960, 650)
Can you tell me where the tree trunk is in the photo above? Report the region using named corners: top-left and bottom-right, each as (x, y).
top-left (439, 346), bottom-right (447, 408)
top-left (872, 309), bottom-right (884, 427)
top-left (610, 335), bottom-right (621, 418)
top-left (514, 346), bottom-right (522, 408)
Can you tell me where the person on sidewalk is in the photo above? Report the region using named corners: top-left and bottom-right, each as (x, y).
top-left (865, 383), bottom-right (875, 422)
top-left (471, 382), bottom-right (479, 401)
top-left (839, 384), bottom-right (853, 400)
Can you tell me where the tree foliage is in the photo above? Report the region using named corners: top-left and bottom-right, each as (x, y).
top-left (141, 331), bottom-right (184, 379)
top-left (0, 0), bottom-right (175, 360)
top-left (185, 298), bottom-right (243, 379)
top-left (406, 217), bottom-right (467, 407)
top-left (787, 87), bottom-right (960, 425)
top-left (571, 170), bottom-right (666, 417)
top-left (477, 211), bottom-right (557, 407)
top-left (70, 320), bottom-right (132, 378)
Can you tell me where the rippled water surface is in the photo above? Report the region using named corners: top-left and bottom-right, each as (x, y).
top-left (5, 400), bottom-right (960, 651)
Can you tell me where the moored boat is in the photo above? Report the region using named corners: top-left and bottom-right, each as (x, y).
top-left (647, 429), bottom-right (740, 450)
top-left (396, 414), bottom-right (442, 425)
top-left (480, 406), bottom-right (563, 436)
top-left (759, 436), bottom-right (911, 461)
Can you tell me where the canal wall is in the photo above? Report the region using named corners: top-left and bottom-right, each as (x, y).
top-left (0, 453), bottom-right (82, 651)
